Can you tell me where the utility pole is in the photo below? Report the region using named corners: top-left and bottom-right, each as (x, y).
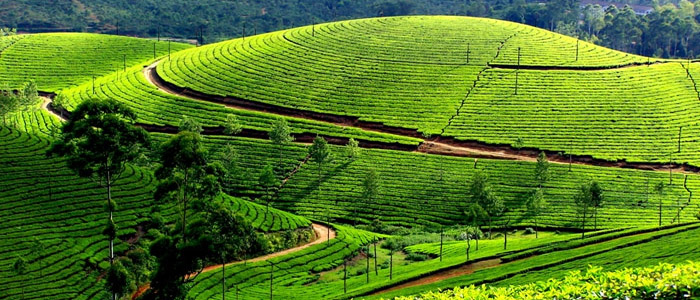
top-left (515, 47), bottom-right (521, 95)
top-left (153, 42), bottom-right (156, 60)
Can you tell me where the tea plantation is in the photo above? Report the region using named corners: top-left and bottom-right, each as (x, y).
top-left (1, 14), bottom-right (700, 300)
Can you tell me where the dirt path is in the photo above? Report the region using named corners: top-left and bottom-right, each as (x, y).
top-left (131, 223), bottom-right (335, 299)
top-left (374, 258), bottom-right (502, 295)
top-left (367, 223), bottom-right (699, 298)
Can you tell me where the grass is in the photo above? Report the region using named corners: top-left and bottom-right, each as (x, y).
top-left (369, 223), bottom-right (700, 299)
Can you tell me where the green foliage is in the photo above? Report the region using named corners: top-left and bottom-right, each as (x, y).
top-left (105, 261), bottom-right (133, 297)
top-left (47, 98), bottom-right (150, 181)
top-left (362, 169), bottom-right (380, 205)
top-left (393, 262), bottom-right (700, 300)
top-left (223, 114), bottom-right (242, 136)
top-left (534, 152), bottom-right (549, 187)
top-left (154, 131), bottom-right (224, 243)
top-left (269, 118), bottom-right (293, 146)
top-left (309, 136), bottom-right (331, 166)
top-left (12, 256), bottom-right (27, 276)
top-left (178, 115), bottom-right (203, 134)
top-left (345, 137), bottom-right (361, 160)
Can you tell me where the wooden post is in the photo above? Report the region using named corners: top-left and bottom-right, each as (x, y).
top-left (312, 23), bottom-right (315, 37)
top-left (123, 54), bottom-right (126, 72)
top-left (343, 260), bottom-right (347, 293)
top-left (515, 47), bottom-right (521, 95)
top-left (153, 42), bottom-right (156, 59)
top-left (439, 226), bottom-right (443, 262)
top-left (269, 262), bottom-right (274, 300)
top-left (92, 76), bottom-right (96, 95)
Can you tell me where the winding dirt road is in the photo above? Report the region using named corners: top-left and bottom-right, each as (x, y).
top-left (131, 223), bottom-right (335, 299)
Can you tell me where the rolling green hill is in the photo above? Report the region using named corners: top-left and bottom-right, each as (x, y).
top-left (0, 33), bottom-right (192, 91)
top-left (153, 16), bottom-right (700, 167)
top-left (2, 15), bottom-right (700, 300)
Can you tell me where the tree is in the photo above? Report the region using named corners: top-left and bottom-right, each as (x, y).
top-left (19, 80), bottom-right (39, 110)
top-left (534, 151), bottom-right (550, 188)
top-left (574, 180), bottom-right (602, 239)
top-left (0, 85), bottom-right (19, 125)
top-left (105, 261), bottom-right (133, 299)
top-left (258, 163), bottom-right (279, 211)
top-left (309, 136), bottom-right (332, 218)
top-left (589, 181), bottom-right (604, 230)
top-left (655, 181), bottom-right (666, 227)
top-left (179, 115), bottom-right (203, 134)
top-left (199, 200), bottom-right (267, 300)
top-left (269, 118), bottom-right (293, 171)
top-left (526, 188), bottom-right (546, 238)
top-left (463, 203), bottom-right (486, 250)
top-left (154, 131), bottom-right (224, 244)
top-left (216, 143), bottom-right (242, 189)
top-left (47, 98), bottom-right (150, 300)
top-left (223, 114), bottom-right (242, 136)
top-left (52, 93), bottom-right (68, 119)
top-left (361, 168), bottom-right (380, 224)
top-left (344, 138), bottom-right (361, 160)
top-left (12, 256), bottom-right (27, 299)
top-left (469, 171), bottom-right (504, 239)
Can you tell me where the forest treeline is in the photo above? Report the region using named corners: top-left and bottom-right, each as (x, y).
top-left (1, 0), bottom-right (699, 58)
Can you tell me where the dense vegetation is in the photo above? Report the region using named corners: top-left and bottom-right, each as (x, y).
top-left (3, 0), bottom-right (700, 59)
top-left (393, 261), bottom-right (700, 300)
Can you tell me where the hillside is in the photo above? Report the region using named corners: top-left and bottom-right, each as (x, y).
top-left (0, 33), bottom-right (192, 91)
top-left (2, 15), bottom-right (700, 300)
top-left (153, 16), bottom-right (700, 166)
